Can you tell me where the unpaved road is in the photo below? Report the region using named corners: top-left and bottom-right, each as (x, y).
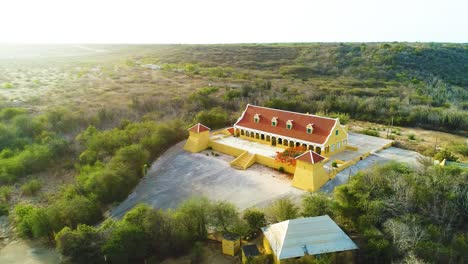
top-left (0, 240), bottom-right (60, 264)
top-left (321, 146), bottom-right (423, 193)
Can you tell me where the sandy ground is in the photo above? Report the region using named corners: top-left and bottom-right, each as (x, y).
top-left (110, 141), bottom-right (304, 218)
top-left (0, 240), bottom-right (60, 264)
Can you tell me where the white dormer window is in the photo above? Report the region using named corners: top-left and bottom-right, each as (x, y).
top-left (271, 117), bottom-right (278, 127)
top-left (254, 114), bottom-right (260, 123)
top-left (286, 120), bottom-right (293, 130)
top-left (306, 124), bottom-right (314, 134)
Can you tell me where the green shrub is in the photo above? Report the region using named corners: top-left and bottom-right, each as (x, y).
top-left (434, 150), bottom-right (458, 162)
top-left (332, 161), bottom-right (338, 168)
top-left (0, 108), bottom-right (27, 121)
top-left (0, 144), bottom-right (53, 182)
top-left (408, 133), bottom-right (416, 140)
top-left (21, 179), bottom-right (42, 196)
top-left (0, 202), bottom-right (9, 216)
top-left (450, 143), bottom-right (468, 156)
top-left (278, 167), bottom-right (285, 173)
top-left (363, 129), bottom-right (379, 137)
top-left (194, 107), bottom-right (229, 129)
top-left (2, 82), bottom-right (14, 89)
top-left (0, 186), bottom-right (13, 201)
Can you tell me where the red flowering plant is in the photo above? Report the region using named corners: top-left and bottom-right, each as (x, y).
top-left (275, 146), bottom-right (307, 166)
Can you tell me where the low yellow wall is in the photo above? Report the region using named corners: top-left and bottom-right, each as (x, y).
top-left (209, 139), bottom-right (295, 174)
top-left (328, 151), bottom-right (372, 179)
top-left (209, 140), bottom-right (245, 157)
top-left (255, 155), bottom-right (296, 174)
top-left (346, 145), bottom-right (359, 151)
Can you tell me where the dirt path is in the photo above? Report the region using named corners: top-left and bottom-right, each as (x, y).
top-left (0, 240), bottom-right (60, 264)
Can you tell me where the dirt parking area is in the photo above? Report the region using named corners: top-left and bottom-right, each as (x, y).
top-left (321, 146), bottom-right (423, 193)
top-left (324, 132), bottom-right (393, 169)
top-left (111, 133), bottom-right (425, 217)
top-left (110, 141), bottom-right (304, 218)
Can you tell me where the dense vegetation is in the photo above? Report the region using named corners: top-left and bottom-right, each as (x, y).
top-left (0, 108), bottom-right (69, 184)
top-left (139, 43), bottom-right (468, 132)
top-left (12, 119), bottom-right (185, 241)
top-left (50, 162), bottom-right (468, 264)
top-left (334, 162), bottom-right (468, 263)
top-left (54, 199), bottom-right (264, 264)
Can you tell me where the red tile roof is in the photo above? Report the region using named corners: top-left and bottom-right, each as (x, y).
top-left (226, 127), bottom-right (234, 135)
top-left (188, 123), bottom-right (211, 133)
top-left (234, 105), bottom-right (337, 145)
top-left (296, 150), bottom-right (325, 164)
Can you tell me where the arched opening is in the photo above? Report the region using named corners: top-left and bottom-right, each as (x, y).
top-left (295, 142), bottom-right (301, 147)
top-left (266, 135), bottom-right (270, 142)
top-left (289, 141), bottom-right (295, 147)
top-left (284, 139), bottom-right (288, 146)
top-left (251, 132), bottom-right (254, 138)
top-left (315, 146), bottom-right (321, 154)
top-left (255, 133), bottom-right (260, 139)
top-left (278, 138), bottom-right (283, 145)
top-left (241, 129), bottom-right (245, 136)
top-left (261, 134), bottom-right (265, 140)
top-left (271, 137), bottom-right (276, 146)
top-left (302, 143), bottom-right (307, 148)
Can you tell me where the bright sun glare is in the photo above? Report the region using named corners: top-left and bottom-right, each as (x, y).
top-left (0, 0), bottom-right (467, 43)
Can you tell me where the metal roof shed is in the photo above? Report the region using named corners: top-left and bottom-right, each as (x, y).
top-left (261, 215), bottom-right (358, 260)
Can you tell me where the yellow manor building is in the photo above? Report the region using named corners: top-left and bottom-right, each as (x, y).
top-left (184, 104), bottom-right (349, 191)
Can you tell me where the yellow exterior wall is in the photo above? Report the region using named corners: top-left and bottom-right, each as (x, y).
top-left (263, 236), bottom-right (281, 264)
top-left (255, 155), bottom-right (296, 174)
top-left (222, 239), bottom-right (240, 256)
top-left (184, 130), bottom-right (210, 153)
top-left (346, 145), bottom-right (359, 151)
top-left (292, 160), bottom-right (329, 191)
top-left (323, 121), bottom-right (348, 157)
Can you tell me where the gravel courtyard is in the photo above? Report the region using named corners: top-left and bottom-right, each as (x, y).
top-left (111, 133), bottom-right (423, 218)
top-left (110, 141), bottom-right (304, 218)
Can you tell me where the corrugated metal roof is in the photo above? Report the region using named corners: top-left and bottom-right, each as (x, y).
top-left (261, 215), bottom-right (358, 260)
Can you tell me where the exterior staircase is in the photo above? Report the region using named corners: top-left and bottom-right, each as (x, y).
top-left (230, 151), bottom-right (256, 170)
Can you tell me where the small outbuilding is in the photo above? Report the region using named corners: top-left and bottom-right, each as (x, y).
top-left (262, 215), bottom-right (358, 264)
top-left (241, 244), bottom-right (261, 264)
top-left (222, 233), bottom-right (240, 256)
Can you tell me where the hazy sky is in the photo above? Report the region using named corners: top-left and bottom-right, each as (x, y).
top-left (1, 0), bottom-right (466, 43)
